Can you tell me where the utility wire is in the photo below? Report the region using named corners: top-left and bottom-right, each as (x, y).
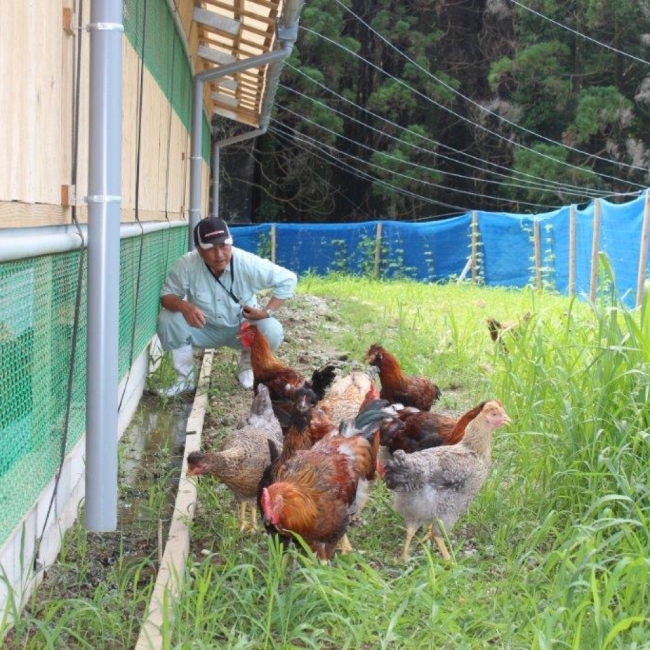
top-left (279, 80), bottom-right (611, 200)
top-left (275, 104), bottom-right (563, 211)
top-left (271, 123), bottom-right (488, 214)
top-left (508, 0), bottom-right (650, 67)
top-left (283, 62), bottom-right (614, 200)
top-left (331, 0), bottom-right (650, 175)
top-left (270, 125), bottom-right (468, 216)
top-left (301, 23), bottom-right (648, 188)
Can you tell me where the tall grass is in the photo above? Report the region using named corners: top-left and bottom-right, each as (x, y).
top-left (10, 275), bottom-right (650, 648)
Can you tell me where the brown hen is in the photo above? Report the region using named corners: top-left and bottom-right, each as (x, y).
top-left (238, 321), bottom-right (336, 432)
top-left (380, 401), bottom-right (487, 455)
top-left (365, 343), bottom-right (441, 411)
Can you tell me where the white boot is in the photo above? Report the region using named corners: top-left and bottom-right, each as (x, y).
top-left (155, 344), bottom-right (197, 397)
top-left (237, 349), bottom-right (254, 389)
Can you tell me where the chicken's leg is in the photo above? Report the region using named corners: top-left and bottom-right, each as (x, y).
top-left (249, 503), bottom-right (258, 532)
top-left (433, 535), bottom-right (451, 561)
top-left (420, 525), bottom-right (452, 561)
top-left (400, 524), bottom-right (418, 560)
top-left (419, 525), bottom-right (433, 543)
top-left (238, 502), bottom-right (248, 532)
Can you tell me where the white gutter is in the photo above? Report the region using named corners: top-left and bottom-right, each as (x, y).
top-left (0, 221), bottom-right (187, 263)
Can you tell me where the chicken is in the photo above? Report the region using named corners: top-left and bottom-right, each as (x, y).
top-left (380, 401), bottom-right (487, 455)
top-left (256, 385), bottom-right (320, 546)
top-left (365, 343), bottom-right (441, 411)
top-left (318, 370), bottom-right (376, 424)
top-left (259, 386), bottom-right (380, 561)
top-left (186, 384), bottom-right (283, 532)
top-left (383, 400), bottom-right (511, 561)
top-left (238, 321), bottom-right (336, 431)
top-left (486, 312), bottom-right (532, 353)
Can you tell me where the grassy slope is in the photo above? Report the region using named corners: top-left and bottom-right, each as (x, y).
top-left (182, 277), bottom-right (650, 649)
top-left (11, 277), bottom-right (650, 648)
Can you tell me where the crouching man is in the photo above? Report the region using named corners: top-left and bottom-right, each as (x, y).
top-left (154, 217), bottom-right (297, 395)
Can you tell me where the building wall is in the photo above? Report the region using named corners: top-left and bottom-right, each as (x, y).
top-left (0, 0), bottom-right (209, 228)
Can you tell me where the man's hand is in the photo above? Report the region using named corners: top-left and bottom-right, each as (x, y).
top-left (180, 301), bottom-right (207, 328)
top-left (241, 305), bottom-right (269, 321)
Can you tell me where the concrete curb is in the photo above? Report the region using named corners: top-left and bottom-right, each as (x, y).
top-left (135, 349), bottom-right (214, 649)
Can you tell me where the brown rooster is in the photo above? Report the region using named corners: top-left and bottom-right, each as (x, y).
top-left (383, 400), bottom-right (511, 561)
top-left (186, 384), bottom-right (283, 532)
top-left (259, 389), bottom-right (380, 561)
top-left (256, 384), bottom-right (321, 547)
top-left (365, 344), bottom-right (441, 411)
top-left (238, 321), bottom-right (336, 432)
top-left (380, 401), bottom-right (487, 455)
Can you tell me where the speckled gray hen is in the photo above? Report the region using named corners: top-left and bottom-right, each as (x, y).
top-left (383, 400), bottom-right (511, 560)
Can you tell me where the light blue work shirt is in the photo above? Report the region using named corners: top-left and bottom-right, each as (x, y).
top-left (161, 247), bottom-right (297, 328)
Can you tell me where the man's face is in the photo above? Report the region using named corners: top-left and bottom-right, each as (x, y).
top-left (198, 243), bottom-right (233, 274)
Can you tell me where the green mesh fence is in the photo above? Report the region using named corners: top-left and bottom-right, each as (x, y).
top-left (0, 226), bottom-right (186, 547)
top-left (123, 0), bottom-right (211, 162)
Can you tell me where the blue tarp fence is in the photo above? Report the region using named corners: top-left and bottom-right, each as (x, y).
top-left (231, 192), bottom-right (650, 307)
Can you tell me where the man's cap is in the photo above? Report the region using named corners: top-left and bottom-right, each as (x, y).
top-left (194, 217), bottom-right (233, 249)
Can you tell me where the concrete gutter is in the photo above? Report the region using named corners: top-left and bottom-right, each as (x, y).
top-left (135, 349), bottom-right (213, 649)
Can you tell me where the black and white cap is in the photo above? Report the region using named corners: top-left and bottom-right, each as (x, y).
top-left (193, 217), bottom-right (234, 249)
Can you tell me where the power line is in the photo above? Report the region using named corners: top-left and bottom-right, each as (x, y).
top-left (279, 79), bottom-right (611, 200)
top-left (303, 18), bottom-right (648, 186)
top-left (275, 103), bottom-right (562, 211)
top-left (508, 0), bottom-right (650, 67)
top-left (269, 124), bottom-right (474, 215)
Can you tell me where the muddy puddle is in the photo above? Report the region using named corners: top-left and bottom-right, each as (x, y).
top-left (118, 393), bottom-right (193, 528)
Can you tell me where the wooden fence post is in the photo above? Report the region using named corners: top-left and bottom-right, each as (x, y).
top-left (636, 190), bottom-right (650, 307)
top-left (270, 223), bottom-right (276, 264)
top-left (568, 204), bottom-right (576, 297)
top-left (589, 199), bottom-right (601, 303)
top-left (471, 211), bottom-right (478, 283)
top-left (374, 222), bottom-right (382, 279)
top-left (533, 220), bottom-right (542, 290)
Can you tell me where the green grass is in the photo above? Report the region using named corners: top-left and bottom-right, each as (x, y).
top-left (10, 275), bottom-right (650, 648)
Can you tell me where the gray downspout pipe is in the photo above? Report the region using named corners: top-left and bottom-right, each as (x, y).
top-left (85, 0), bottom-right (123, 532)
top-left (188, 47), bottom-right (290, 248)
top-left (210, 142), bottom-right (219, 217)
top-left (188, 0), bottom-right (303, 247)
top-left (207, 50), bottom-right (289, 219)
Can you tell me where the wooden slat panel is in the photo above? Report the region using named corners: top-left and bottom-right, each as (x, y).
top-left (0, 0), bottom-right (64, 210)
top-left (202, 0), bottom-right (275, 25)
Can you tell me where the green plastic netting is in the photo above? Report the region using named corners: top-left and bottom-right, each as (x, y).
top-left (0, 226), bottom-right (186, 547)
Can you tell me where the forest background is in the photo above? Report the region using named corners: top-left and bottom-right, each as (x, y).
top-left (216, 0), bottom-right (650, 224)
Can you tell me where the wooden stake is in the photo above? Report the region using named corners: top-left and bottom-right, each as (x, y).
top-left (589, 199), bottom-right (601, 303)
top-left (568, 205), bottom-right (576, 297)
top-left (374, 222), bottom-right (383, 279)
top-left (533, 220), bottom-right (542, 290)
top-left (270, 223), bottom-right (276, 263)
top-left (636, 190), bottom-right (650, 307)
